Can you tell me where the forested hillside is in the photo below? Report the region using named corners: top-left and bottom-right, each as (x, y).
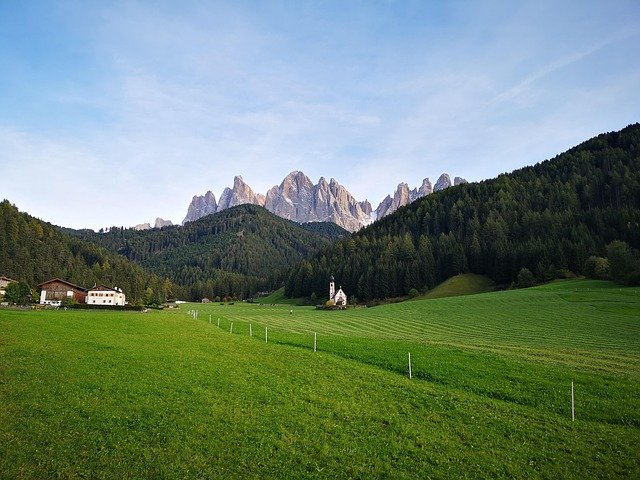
top-left (72, 205), bottom-right (348, 300)
top-left (285, 124), bottom-right (640, 301)
top-left (0, 200), bottom-right (173, 304)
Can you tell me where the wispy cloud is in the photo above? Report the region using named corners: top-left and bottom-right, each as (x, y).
top-left (0, 0), bottom-right (638, 229)
top-left (493, 29), bottom-right (640, 106)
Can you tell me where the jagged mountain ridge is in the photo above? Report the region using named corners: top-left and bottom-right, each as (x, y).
top-left (375, 174), bottom-right (468, 219)
top-left (134, 218), bottom-right (174, 231)
top-left (182, 171), bottom-right (466, 232)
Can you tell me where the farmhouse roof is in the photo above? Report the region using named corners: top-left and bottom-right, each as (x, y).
top-left (37, 278), bottom-right (88, 292)
top-left (0, 275), bottom-right (17, 283)
top-left (88, 284), bottom-right (124, 293)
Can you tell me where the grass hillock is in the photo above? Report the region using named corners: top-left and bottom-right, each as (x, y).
top-left (423, 273), bottom-right (496, 299)
top-left (256, 287), bottom-right (308, 305)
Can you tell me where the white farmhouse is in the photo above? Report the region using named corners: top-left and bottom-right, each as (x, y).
top-left (87, 284), bottom-right (126, 306)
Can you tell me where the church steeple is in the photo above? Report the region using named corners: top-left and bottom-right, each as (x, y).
top-left (329, 275), bottom-right (335, 299)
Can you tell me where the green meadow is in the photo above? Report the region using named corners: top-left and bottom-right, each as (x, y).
top-left (1, 279), bottom-right (638, 478)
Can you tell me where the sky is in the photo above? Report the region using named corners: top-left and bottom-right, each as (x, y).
top-left (1, 0), bottom-right (639, 230)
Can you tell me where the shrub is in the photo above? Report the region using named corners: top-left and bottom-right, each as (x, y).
top-left (584, 256), bottom-right (610, 279)
top-left (517, 268), bottom-right (536, 288)
top-left (607, 241), bottom-right (640, 285)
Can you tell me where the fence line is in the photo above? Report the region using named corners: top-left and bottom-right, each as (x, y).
top-left (189, 309), bottom-right (600, 424)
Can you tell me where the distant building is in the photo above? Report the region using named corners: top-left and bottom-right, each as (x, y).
top-left (87, 285), bottom-right (126, 306)
top-left (38, 278), bottom-right (88, 306)
top-left (329, 275), bottom-right (347, 306)
top-left (0, 276), bottom-right (17, 298)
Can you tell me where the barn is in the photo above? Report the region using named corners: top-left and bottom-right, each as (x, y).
top-left (38, 278), bottom-right (88, 306)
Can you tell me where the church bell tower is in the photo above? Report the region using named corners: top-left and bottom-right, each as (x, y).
top-left (329, 275), bottom-right (335, 300)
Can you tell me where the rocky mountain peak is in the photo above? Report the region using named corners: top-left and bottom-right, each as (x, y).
top-left (133, 217), bottom-right (174, 231)
top-left (374, 173), bottom-right (464, 220)
top-left (182, 170), bottom-right (466, 231)
top-left (264, 172), bottom-right (372, 231)
top-left (182, 190), bottom-right (218, 224)
top-left (282, 171), bottom-right (314, 198)
top-left (217, 176), bottom-right (265, 213)
top-left (434, 173), bottom-right (452, 191)
top-left (454, 176), bottom-right (468, 186)
top-left (359, 200), bottom-right (372, 216)
top-left (416, 178), bottom-right (433, 197)
top-left (154, 218), bottom-right (173, 229)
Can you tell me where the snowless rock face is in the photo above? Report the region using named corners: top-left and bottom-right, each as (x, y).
top-left (216, 176), bottom-right (265, 212)
top-left (182, 191), bottom-right (218, 224)
top-left (181, 171), bottom-right (467, 231)
top-left (374, 177), bottom-right (434, 219)
top-left (264, 171), bottom-right (315, 222)
top-left (373, 174), bottom-right (468, 220)
top-left (416, 178), bottom-right (433, 197)
top-left (265, 171), bottom-right (372, 232)
top-left (454, 176), bottom-right (468, 186)
top-left (134, 218), bottom-right (174, 230)
top-left (375, 183), bottom-right (410, 219)
top-left (374, 195), bottom-right (393, 220)
top-left (182, 171), bottom-right (373, 232)
top-left (154, 218), bottom-right (173, 228)
top-left (359, 199), bottom-right (372, 216)
top-left (434, 173), bottom-right (452, 191)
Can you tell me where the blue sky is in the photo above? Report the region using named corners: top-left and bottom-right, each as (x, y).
top-left (1, 0), bottom-right (638, 230)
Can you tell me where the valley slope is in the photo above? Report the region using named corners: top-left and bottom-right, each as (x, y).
top-left (285, 123), bottom-right (640, 301)
top-left (73, 204), bottom-right (348, 300)
top-left (0, 200), bottom-right (172, 304)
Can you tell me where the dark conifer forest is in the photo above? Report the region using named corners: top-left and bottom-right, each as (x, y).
top-left (0, 200), bottom-right (173, 304)
top-left (284, 124), bottom-right (640, 300)
top-left (69, 205), bottom-right (347, 300)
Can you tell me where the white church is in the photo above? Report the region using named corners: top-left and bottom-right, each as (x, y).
top-left (328, 275), bottom-right (347, 306)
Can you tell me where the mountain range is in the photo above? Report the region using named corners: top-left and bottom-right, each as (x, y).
top-left (181, 171), bottom-right (467, 232)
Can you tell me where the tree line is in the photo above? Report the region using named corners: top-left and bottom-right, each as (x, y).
top-left (0, 200), bottom-right (173, 305)
top-left (285, 124), bottom-right (640, 301)
top-left (71, 205), bottom-right (346, 301)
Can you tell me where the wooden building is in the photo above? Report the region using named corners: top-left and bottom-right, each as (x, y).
top-left (38, 278), bottom-right (88, 306)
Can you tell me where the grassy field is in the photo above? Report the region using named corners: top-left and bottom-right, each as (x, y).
top-left (422, 273), bottom-right (496, 299)
top-left (256, 287), bottom-right (305, 305)
top-left (1, 279), bottom-right (638, 478)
